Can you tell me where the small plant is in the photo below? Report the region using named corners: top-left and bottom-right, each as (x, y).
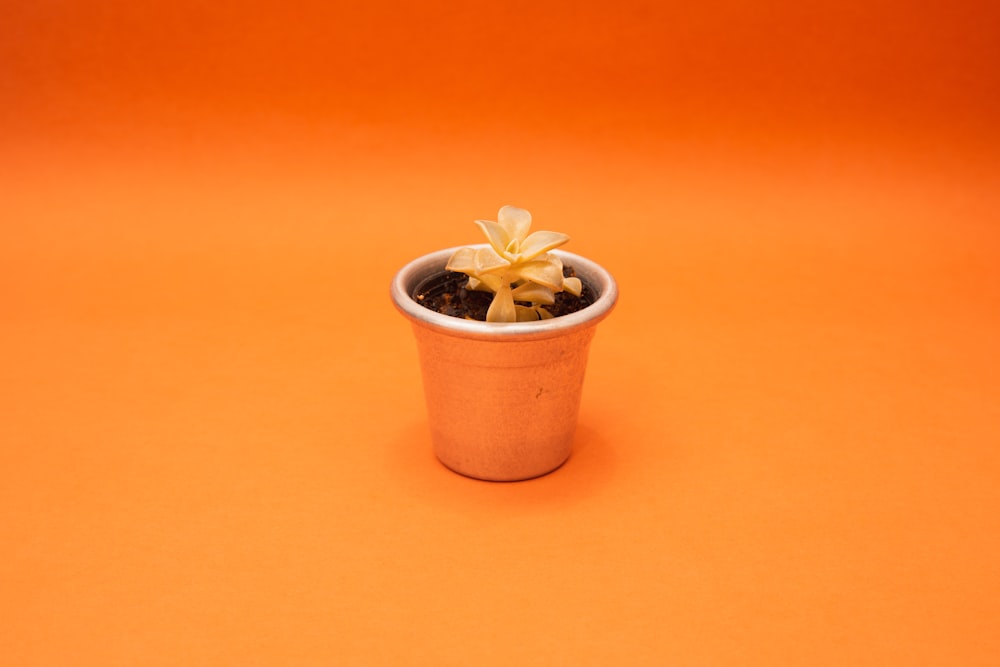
top-left (445, 205), bottom-right (583, 322)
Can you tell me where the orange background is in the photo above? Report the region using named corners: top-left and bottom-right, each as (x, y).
top-left (2, 1), bottom-right (999, 664)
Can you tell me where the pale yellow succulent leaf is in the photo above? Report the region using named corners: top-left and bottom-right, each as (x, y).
top-left (513, 257), bottom-right (564, 290)
top-left (486, 283), bottom-right (517, 322)
top-left (470, 273), bottom-right (502, 293)
top-left (511, 282), bottom-right (555, 305)
top-left (536, 307), bottom-right (555, 319)
top-left (514, 305), bottom-right (541, 322)
top-left (473, 220), bottom-right (510, 256)
top-left (445, 247), bottom-right (477, 274)
top-left (497, 205), bottom-right (532, 246)
top-left (562, 276), bottom-right (583, 297)
top-left (474, 246), bottom-right (510, 274)
top-left (518, 230), bottom-right (569, 261)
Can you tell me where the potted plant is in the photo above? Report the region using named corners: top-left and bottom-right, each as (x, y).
top-left (390, 205), bottom-right (618, 481)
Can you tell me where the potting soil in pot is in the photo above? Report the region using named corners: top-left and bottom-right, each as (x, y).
top-left (413, 266), bottom-right (595, 321)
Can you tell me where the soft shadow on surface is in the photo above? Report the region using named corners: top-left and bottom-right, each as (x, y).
top-left (385, 420), bottom-right (617, 513)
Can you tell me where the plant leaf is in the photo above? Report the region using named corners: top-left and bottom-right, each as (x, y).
top-left (515, 305), bottom-right (541, 322)
top-left (517, 230), bottom-right (569, 261)
top-left (486, 282), bottom-right (517, 322)
top-left (470, 273), bottom-right (502, 292)
top-left (473, 220), bottom-right (510, 256)
top-left (497, 205), bottom-right (532, 245)
top-left (474, 246), bottom-right (509, 274)
top-left (513, 256), bottom-right (564, 289)
top-left (562, 276), bottom-right (582, 296)
top-left (511, 282), bottom-right (555, 305)
top-left (445, 247), bottom-right (477, 273)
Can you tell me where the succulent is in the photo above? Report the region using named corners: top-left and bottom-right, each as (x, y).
top-left (446, 205), bottom-right (582, 322)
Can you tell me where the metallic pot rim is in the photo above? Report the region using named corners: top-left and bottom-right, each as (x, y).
top-left (391, 246), bottom-right (618, 341)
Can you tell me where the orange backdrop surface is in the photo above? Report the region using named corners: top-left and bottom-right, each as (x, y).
top-left (2, 1), bottom-right (1000, 664)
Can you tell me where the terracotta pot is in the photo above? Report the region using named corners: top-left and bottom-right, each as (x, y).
top-left (391, 246), bottom-right (618, 481)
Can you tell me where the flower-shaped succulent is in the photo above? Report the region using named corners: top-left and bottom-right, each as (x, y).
top-left (446, 205), bottom-right (582, 322)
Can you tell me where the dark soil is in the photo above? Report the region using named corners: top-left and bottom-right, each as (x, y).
top-left (413, 265), bottom-right (595, 321)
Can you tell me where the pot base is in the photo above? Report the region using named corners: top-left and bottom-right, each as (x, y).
top-left (436, 452), bottom-right (571, 482)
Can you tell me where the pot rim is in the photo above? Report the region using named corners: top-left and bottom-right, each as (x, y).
top-left (391, 245), bottom-right (618, 341)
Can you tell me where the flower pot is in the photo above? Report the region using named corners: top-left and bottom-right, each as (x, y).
top-left (391, 245), bottom-right (618, 481)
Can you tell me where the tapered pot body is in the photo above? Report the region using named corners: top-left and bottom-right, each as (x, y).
top-left (391, 246), bottom-right (617, 481)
